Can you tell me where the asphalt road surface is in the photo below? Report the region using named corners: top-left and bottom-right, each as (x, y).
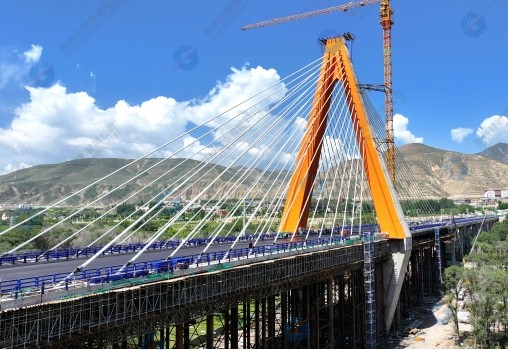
top-left (0, 240), bottom-right (260, 281)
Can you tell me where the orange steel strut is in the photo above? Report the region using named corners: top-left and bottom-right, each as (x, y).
top-left (279, 36), bottom-right (407, 240)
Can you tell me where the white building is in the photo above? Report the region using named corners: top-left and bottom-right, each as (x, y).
top-left (484, 188), bottom-right (508, 199)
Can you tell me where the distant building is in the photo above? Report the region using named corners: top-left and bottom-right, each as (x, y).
top-left (484, 188), bottom-right (508, 199)
top-left (216, 209), bottom-right (228, 217)
top-left (1, 212), bottom-right (11, 221)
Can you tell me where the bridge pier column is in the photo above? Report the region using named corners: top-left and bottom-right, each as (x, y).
top-left (351, 271), bottom-right (358, 347)
top-left (244, 299), bottom-right (252, 349)
top-left (281, 291), bottom-right (288, 348)
top-left (261, 298), bottom-right (267, 348)
top-left (424, 247), bottom-right (433, 296)
top-left (231, 306), bottom-right (239, 349)
top-left (302, 285), bottom-right (310, 348)
top-left (184, 322), bottom-right (190, 349)
top-left (376, 262), bottom-right (387, 337)
top-left (452, 233), bottom-right (457, 264)
top-left (338, 275), bottom-right (346, 348)
top-left (309, 282), bottom-right (319, 349)
top-left (416, 248), bottom-right (424, 303)
top-left (328, 277), bottom-right (335, 348)
top-left (254, 299), bottom-right (260, 348)
top-left (175, 324), bottom-right (183, 349)
top-left (267, 295), bottom-right (276, 348)
top-left (164, 327), bottom-right (170, 350)
top-left (206, 314), bottom-right (214, 349)
top-left (159, 326), bottom-right (164, 350)
top-left (224, 310), bottom-right (230, 349)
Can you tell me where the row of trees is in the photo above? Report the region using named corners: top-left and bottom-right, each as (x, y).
top-left (444, 217), bottom-right (508, 348)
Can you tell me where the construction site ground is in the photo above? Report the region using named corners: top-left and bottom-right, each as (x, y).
top-left (386, 295), bottom-right (466, 349)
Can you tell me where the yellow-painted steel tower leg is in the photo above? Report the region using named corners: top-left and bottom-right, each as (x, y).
top-left (279, 36), bottom-right (411, 333)
top-left (278, 42), bottom-right (339, 234)
top-left (280, 37), bottom-right (409, 240)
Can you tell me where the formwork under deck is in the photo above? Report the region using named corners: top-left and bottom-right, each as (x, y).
top-left (1, 242), bottom-right (391, 349)
top-left (0, 219), bottom-right (497, 349)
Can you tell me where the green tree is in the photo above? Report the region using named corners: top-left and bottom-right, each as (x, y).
top-left (444, 265), bottom-right (464, 340)
top-left (461, 217), bottom-right (508, 347)
top-left (498, 201), bottom-right (508, 210)
top-left (117, 203), bottom-right (136, 217)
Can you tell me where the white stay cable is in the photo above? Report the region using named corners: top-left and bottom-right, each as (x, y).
top-left (115, 60), bottom-right (323, 254)
top-left (108, 59), bottom-right (335, 272)
top-left (58, 58), bottom-right (326, 280)
top-left (61, 60), bottom-right (322, 252)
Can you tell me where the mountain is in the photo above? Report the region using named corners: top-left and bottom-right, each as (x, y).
top-left (0, 144), bottom-right (507, 205)
top-left (477, 143), bottom-right (508, 164)
top-left (397, 143), bottom-right (508, 199)
top-left (0, 158), bottom-right (285, 206)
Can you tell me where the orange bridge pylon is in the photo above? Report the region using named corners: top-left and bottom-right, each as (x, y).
top-left (279, 36), bottom-right (412, 333)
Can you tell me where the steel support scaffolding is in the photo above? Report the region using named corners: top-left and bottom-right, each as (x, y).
top-left (1, 220), bottom-right (497, 349)
top-left (434, 228), bottom-right (443, 290)
top-left (1, 242), bottom-right (391, 349)
top-left (364, 232), bottom-right (376, 348)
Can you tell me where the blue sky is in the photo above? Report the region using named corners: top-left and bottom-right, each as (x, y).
top-left (0, 0), bottom-right (507, 173)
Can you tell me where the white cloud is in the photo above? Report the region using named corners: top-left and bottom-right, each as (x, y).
top-left (1, 162), bottom-right (32, 175)
top-left (23, 44), bottom-right (42, 63)
top-left (476, 115), bottom-right (508, 145)
top-left (0, 66), bottom-right (287, 173)
top-left (393, 114), bottom-right (423, 144)
top-left (451, 127), bottom-right (473, 143)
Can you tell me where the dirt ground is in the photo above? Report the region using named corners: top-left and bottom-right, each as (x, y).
top-left (385, 296), bottom-right (466, 349)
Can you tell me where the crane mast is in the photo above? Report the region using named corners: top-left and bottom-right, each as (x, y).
top-left (380, 0), bottom-right (395, 184)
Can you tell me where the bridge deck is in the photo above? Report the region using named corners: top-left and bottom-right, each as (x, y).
top-left (0, 240), bottom-right (392, 348)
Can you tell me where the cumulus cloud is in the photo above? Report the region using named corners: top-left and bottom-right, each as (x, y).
top-left (476, 115), bottom-right (508, 145)
top-left (0, 44), bottom-right (46, 112)
top-left (23, 44), bottom-right (42, 63)
top-left (451, 127), bottom-right (473, 143)
top-left (0, 66), bottom-right (288, 173)
top-left (1, 162), bottom-right (32, 175)
top-left (393, 114), bottom-right (423, 144)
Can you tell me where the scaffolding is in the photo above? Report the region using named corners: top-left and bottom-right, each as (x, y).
top-left (434, 228), bottom-right (443, 288)
top-left (363, 232), bottom-right (376, 348)
top-left (0, 241), bottom-right (392, 349)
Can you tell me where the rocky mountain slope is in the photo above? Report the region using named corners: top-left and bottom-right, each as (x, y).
top-left (0, 144), bottom-right (507, 205)
top-left (397, 143), bottom-right (508, 198)
top-left (477, 142), bottom-right (508, 164)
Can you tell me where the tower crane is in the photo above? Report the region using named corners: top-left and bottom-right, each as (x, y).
top-left (242, 0), bottom-right (396, 183)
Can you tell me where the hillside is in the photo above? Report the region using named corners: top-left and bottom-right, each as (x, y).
top-left (0, 144), bottom-right (507, 205)
top-left (397, 143), bottom-right (508, 198)
top-left (0, 158), bottom-right (284, 206)
top-left (477, 142), bottom-right (508, 164)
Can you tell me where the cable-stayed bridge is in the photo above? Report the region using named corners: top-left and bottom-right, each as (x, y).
top-left (0, 37), bottom-right (499, 349)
